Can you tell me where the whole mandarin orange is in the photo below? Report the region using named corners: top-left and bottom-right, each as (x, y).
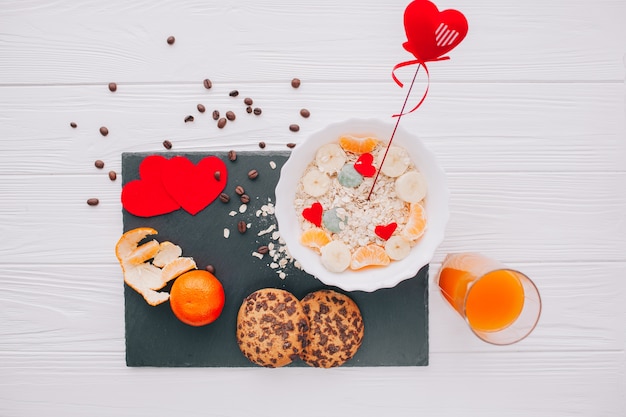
top-left (169, 270), bottom-right (225, 326)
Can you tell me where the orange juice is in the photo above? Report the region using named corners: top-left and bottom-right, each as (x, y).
top-left (439, 266), bottom-right (525, 332)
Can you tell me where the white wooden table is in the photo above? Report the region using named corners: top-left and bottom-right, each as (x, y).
top-left (1, 1), bottom-right (625, 415)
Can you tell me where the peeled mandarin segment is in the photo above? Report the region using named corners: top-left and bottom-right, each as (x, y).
top-left (152, 241), bottom-right (183, 267)
top-left (115, 227), bottom-right (158, 263)
top-left (159, 257), bottom-right (197, 289)
top-left (124, 239), bottom-right (161, 266)
top-left (338, 135), bottom-right (379, 154)
top-left (402, 202), bottom-right (427, 241)
top-left (350, 244), bottom-right (391, 270)
top-left (300, 228), bottom-right (332, 252)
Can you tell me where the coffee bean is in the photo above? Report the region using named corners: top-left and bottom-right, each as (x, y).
top-left (240, 194), bottom-right (250, 204)
top-left (246, 106), bottom-right (252, 114)
top-left (219, 193), bottom-right (230, 203)
top-left (212, 110), bottom-right (220, 120)
top-left (205, 264), bottom-right (216, 274)
top-left (108, 171), bottom-right (117, 181)
top-left (258, 141), bottom-right (266, 149)
top-left (225, 111), bottom-right (236, 121)
top-left (203, 78), bottom-right (212, 89)
top-left (291, 78), bottom-right (301, 88)
top-left (94, 160), bottom-right (105, 169)
top-left (244, 97), bottom-right (253, 105)
top-left (87, 198), bottom-right (99, 206)
top-left (184, 115), bottom-right (194, 123)
top-left (229, 90), bottom-right (239, 97)
top-left (167, 36), bottom-right (175, 45)
top-left (217, 117), bottom-right (227, 128)
top-left (108, 82), bottom-right (117, 92)
top-left (70, 122), bottom-right (77, 128)
top-left (300, 108), bottom-right (310, 118)
top-left (289, 124), bottom-right (300, 132)
top-left (253, 107), bottom-right (262, 115)
top-left (228, 150), bottom-right (237, 161)
top-left (163, 140), bottom-right (172, 149)
top-left (214, 171), bottom-right (221, 181)
top-left (286, 142), bottom-right (296, 148)
top-left (247, 169), bottom-right (259, 180)
top-left (237, 220), bottom-right (247, 234)
top-left (257, 245), bottom-right (269, 255)
top-left (235, 185), bottom-right (245, 195)
top-left (197, 104), bottom-right (206, 113)
top-left (99, 126), bottom-right (109, 136)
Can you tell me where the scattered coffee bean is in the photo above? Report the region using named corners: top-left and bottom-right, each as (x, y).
top-left (246, 106), bottom-right (252, 114)
top-left (108, 171), bottom-right (117, 181)
top-left (163, 140), bottom-right (173, 149)
top-left (197, 104), bottom-right (206, 113)
top-left (217, 117), bottom-right (227, 129)
top-left (184, 115), bottom-right (194, 123)
top-left (99, 126), bottom-right (109, 136)
top-left (300, 108), bottom-right (310, 118)
top-left (244, 97), bottom-right (253, 105)
top-left (235, 185), bottom-right (245, 195)
top-left (70, 122), bottom-right (77, 128)
top-left (247, 169), bottom-right (259, 180)
top-left (214, 171), bottom-right (221, 181)
top-left (253, 107), bottom-right (262, 115)
top-left (94, 160), bottom-right (105, 169)
top-left (291, 78), bottom-right (301, 88)
top-left (289, 124), bottom-right (300, 132)
top-left (167, 36), bottom-right (175, 45)
top-left (212, 110), bottom-right (220, 120)
top-left (108, 82), bottom-right (117, 92)
top-left (240, 194), bottom-right (250, 204)
top-left (229, 90), bottom-right (239, 97)
top-left (257, 245), bottom-right (269, 255)
top-left (228, 150), bottom-right (237, 161)
top-left (205, 264), bottom-right (216, 274)
top-left (203, 78), bottom-right (212, 89)
top-left (219, 192), bottom-right (230, 203)
top-left (225, 111), bottom-right (236, 121)
top-left (286, 142), bottom-right (296, 148)
top-left (87, 198), bottom-right (99, 206)
top-left (258, 141), bottom-right (266, 149)
top-left (237, 220), bottom-right (247, 234)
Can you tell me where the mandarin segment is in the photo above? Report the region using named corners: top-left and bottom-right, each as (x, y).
top-left (402, 202), bottom-right (427, 241)
top-left (339, 135), bottom-right (378, 154)
top-left (300, 228), bottom-right (332, 252)
top-left (350, 244), bottom-right (391, 270)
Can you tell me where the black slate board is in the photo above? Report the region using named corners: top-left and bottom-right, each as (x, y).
top-left (122, 151), bottom-right (428, 367)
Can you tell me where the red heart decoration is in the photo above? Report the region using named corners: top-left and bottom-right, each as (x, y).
top-left (161, 156), bottom-right (228, 215)
top-left (302, 202), bottom-right (323, 227)
top-left (402, 0), bottom-right (468, 63)
top-left (354, 153), bottom-right (376, 177)
top-left (121, 155), bottom-right (181, 217)
top-left (375, 222), bottom-right (398, 241)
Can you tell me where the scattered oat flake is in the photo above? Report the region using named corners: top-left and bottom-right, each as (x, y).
top-left (252, 251), bottom-right (264, 259)
top-left (229, 211), bottom-right (237, 216)
top-left (224, 228), bottom-right (230, 238)
top-left (258, 224), bottom-right (276, 236)
top-left (269, 161), bottom-right (277, 169)
top-left (239, 204), bottom-right (247, 213)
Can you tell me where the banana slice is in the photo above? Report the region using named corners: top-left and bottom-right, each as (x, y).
top-left (320, 240), bottom-right (352, 273)
top-left (302, 169), bottom-right (331, 197)
top-left (395, 171), bottom-right (427, 203)
top-left (315, 143), bottom-right (346, 174)
top-left (378, 145), bottom-right (410, 177)
top-left (384, 236), bottom-right (411, 260)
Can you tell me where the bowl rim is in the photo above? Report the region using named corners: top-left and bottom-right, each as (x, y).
top-left (275, 117), bottom-right (449, 292)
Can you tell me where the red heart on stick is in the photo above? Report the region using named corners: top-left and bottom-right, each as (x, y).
top-left (302, 202), bottom-right (323, 227)
top-left (354, 153), bottom-right (376, 177)
top-left (121, 155), bottom-right (181, 217)
top-left (375, 222), bottom-right (398, 241)
top-left (402, 0), bottom-right (468, 63)
top-left (161, 156), bottom-right (228, 215)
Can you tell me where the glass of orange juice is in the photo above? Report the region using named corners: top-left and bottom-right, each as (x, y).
top-left (437, 253), bottom-right (541, 345)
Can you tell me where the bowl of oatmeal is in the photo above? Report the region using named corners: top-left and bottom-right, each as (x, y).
top-left (275, 118), bottom-right (449, 292)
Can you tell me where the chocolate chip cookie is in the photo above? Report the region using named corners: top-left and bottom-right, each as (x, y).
top-left (300, 289), bottom-right (364, 368)
top-left (236, 288), bottom-right (309, 368)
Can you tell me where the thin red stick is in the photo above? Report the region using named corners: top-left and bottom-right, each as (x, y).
top-left (367, 64), bottom-right (422, 200)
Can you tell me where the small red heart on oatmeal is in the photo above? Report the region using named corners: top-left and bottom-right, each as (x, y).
top-left (353, 152), bottom-right (376, 177)
top-left (375, 222), bottom-right (398, 240)
top-left (302, 202), bottom-right (323, 227)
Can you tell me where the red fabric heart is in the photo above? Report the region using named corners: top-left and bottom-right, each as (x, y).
top-left (302, 202), bottom-right (323, 227)
top-left (354, 153), bottom-right (376, 177)
top-left (402, 0), bottom-right (468, 63)
top-left (121, 155), bottom-right (181, 217)
top-left (375, 222), bottom-right (398, 241)
top-left (161, 156), bottom-right (228, 215)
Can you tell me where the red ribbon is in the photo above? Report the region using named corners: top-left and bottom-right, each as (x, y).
top-left (391, 56), bottom-right (449, 118)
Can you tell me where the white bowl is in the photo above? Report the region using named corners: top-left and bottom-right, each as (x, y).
top-left (275, 118), bottom-right (449, 292)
